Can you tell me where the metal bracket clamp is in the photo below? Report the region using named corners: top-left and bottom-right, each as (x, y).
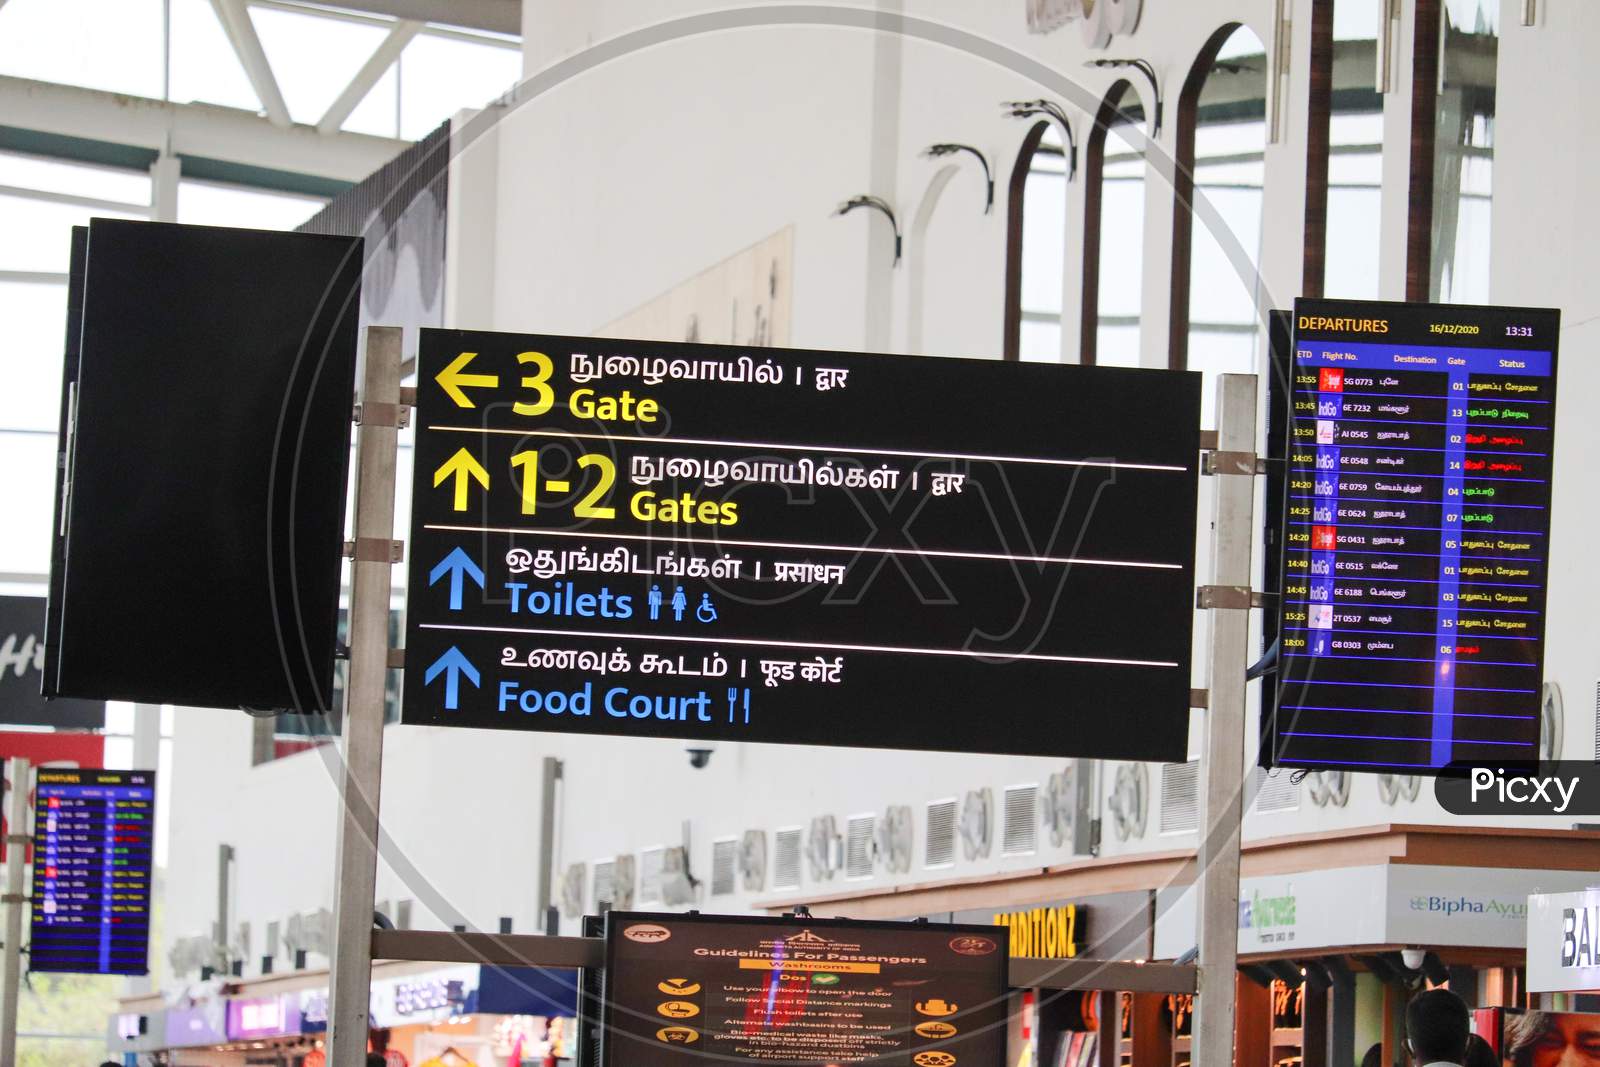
top-left (1190, 688), bottom-right (1210, 709)
top-left (386, 649), bottom-right (406, 669)
top-left (2, 836), bottom-right (27, 847)
top-left (353, 402), bottom-right (410, 429)
top-left (0, 894), bottom-right (25, 905)
top-left (1202, 449), bottom-right (1266, 476)
top-left (343, 539), bottom-right (405, 564)
top-left (1196, 586), bottom-right (1274, 610)
top-left (399, 386), bottom-right (417, 408)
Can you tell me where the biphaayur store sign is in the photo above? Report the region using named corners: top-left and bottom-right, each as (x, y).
top-left (1528, 889), bottom-right (1600, 993)
top-left (1156, 866), bottom-right (1595, 957)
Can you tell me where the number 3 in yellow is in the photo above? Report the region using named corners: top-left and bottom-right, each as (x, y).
top-left (513, 351), bottom-right (555, 416)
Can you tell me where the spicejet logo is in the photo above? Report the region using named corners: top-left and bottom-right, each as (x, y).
top-left (1298, 315), bottom-right (1388, 334)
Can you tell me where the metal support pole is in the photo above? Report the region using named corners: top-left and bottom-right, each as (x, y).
top-left (536, 757), bottom-right (562, 931)
top-left (1192, 373), bottom-right (1257, 1067)
top-left (328, 326), bottom-right (403, 1067)
top-left (215, 843), bottom-right (234, 972)
top-left (149, 153), bottom-right (180, 223)
top-left (0, 757), bottom-right (31, 1067)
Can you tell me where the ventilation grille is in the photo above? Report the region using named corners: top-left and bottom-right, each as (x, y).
top-left (639, 847), bottom-right (665, 904)
top-left (266, 921), bottom-right (280, 957)
top-left (1002, 784), bottom-right (1039, 855)
top-left (1253, 767), bottom-right (1299, 813)
top-left (846, 815), bottom-right (876, 879)
top-left (396, 900), bottom-right (412, 930)
top-left (1160, 761), bottom-right (1200, 833)
top-left (925, 799), bottom-right (957, 868)
top-left (773, 828), bottom-right (802, 891)
top-left (711, 839), bottom-right (738, 896)
top-left (593, 861), bottom-right (616, 909)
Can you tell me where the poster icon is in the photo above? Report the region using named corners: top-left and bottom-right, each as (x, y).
top-left (658, 978), bottom-right (701, 996)
top-left (914, 1053), bottom-right (957, 1067)
top-left (656, 1026), bottom-right (699, 1045)
top-left (624, 923), bottom-right (672, 943)
top-left (916, 1021), bottom-right (959, 1039)
top-left (916, 999), bottom-right (958, 1017)
top-left (657, 1000), bottom-right (701, 1019)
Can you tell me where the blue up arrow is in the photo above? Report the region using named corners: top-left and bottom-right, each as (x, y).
top-left (424, 646), bottom-right (479, 710)
top-left (428, 546), bottom-right (485, 611)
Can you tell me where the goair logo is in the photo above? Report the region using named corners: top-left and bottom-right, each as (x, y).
top-left (1409, 895), bottom-right (1526, 919)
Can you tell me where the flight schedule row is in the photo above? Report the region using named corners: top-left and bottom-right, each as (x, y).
top-left (1276, 334), bottom-right (1555, 771)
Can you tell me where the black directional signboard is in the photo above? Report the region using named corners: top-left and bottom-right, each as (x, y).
top-left (402, 330), bottom-right (1201, 759)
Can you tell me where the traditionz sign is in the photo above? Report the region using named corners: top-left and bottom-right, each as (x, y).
top-left (401, 329), bottom-right (1202, 760)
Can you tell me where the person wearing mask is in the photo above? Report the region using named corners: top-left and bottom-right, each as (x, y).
top-left (1407, 989), bottom-right (1473, 1067)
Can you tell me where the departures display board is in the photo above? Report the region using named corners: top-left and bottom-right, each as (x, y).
top-left (29, 769), bottom-right (155, 975)
top-left (402, 330), bottom-right (1201, 759)
top-left (1268, 299), bottom-right (1559, 772)
top-left (601, 912), bottom-right (1007, 1067)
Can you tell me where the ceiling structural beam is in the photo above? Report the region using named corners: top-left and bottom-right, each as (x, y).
top-left (317, 18), bottom-right (423, 134)
top-left (298, 0), bottom-right (520, 35)
top-left (0, 76), bottom-right (407, 184)
top-left (209, 0), bottom-right (293, 128)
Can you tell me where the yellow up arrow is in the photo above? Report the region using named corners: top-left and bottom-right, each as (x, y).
top-left (436, 351), bottom-right (499, 408)
top-left (434, 447), bottom-right (490, 511)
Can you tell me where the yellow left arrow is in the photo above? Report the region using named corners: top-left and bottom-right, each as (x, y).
top-left (434, 447), bottom-right (490, 511)
top-left (436, 351), bottom-right (499, 408)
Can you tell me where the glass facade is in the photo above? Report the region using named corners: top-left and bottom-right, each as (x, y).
top-left (1017, 125), bottom-right (1068, 362)
top-left (1430, 0), bottom-right (1497, 303)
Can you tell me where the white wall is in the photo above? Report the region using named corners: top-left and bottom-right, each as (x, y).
top-left (161, 0), bottom-right (1600, 987)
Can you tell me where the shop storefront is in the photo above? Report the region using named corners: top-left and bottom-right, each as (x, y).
top-left (103, 1006), bottom-right (167, 1062)
top-left (763, 825), bottom-right (1600, 1067)
top-left (1462, 891), bottom-right (1600, 1067)
top-left (110, 962), bottom-right (580, 1067)
top-left (1154, 857), bottom-right (1600, 1067)
top-left (952, 892), bottom-right (1156, 1067)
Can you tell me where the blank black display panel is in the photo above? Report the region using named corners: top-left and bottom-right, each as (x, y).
top-left (46, 220), bottom-right (361, 712)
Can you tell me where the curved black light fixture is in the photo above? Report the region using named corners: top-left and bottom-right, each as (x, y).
top-left (924, 143), bottom-right (994, 213)
top-left (1086, 58), bottom-right (1164, 136)
top-left (834, 195), bottom-right (902, 265)
top-left (1002, 99), bottom-right (1078, 181)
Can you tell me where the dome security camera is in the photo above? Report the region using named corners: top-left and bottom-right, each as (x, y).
top-left (684, 740), bottom-right (718, 769)
top-left (1401, 947), bottom-right (1426, 970)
